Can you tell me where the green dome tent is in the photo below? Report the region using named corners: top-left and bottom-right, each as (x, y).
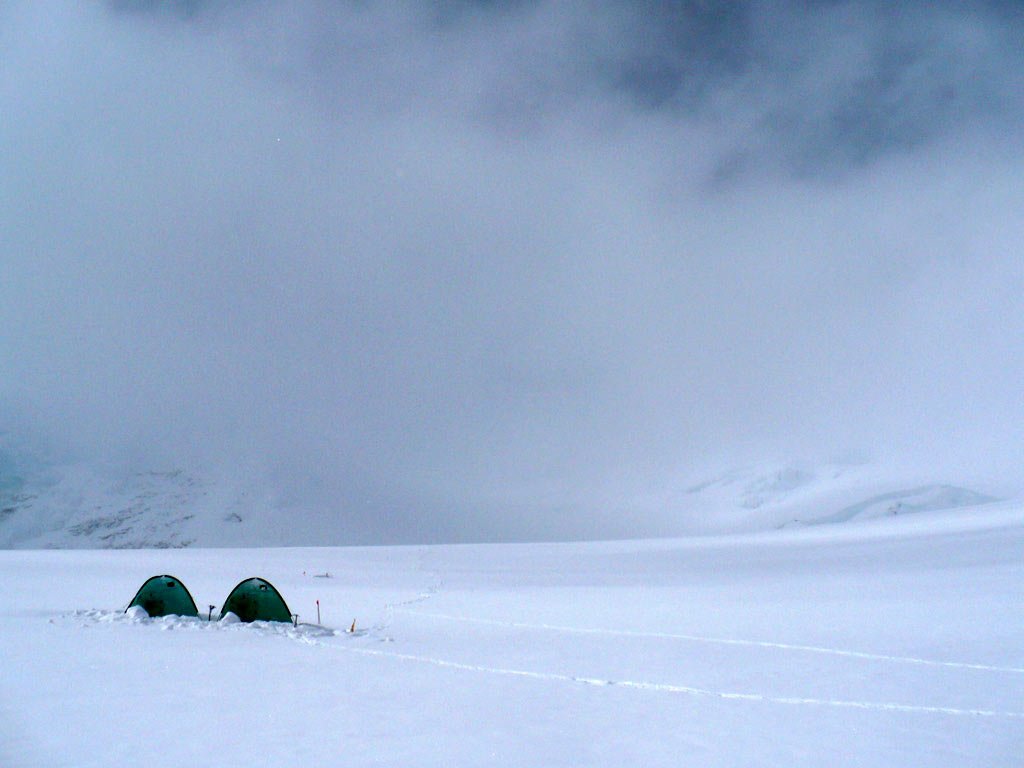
top-left (126, 575), bottom-right (199, 618)
top-left (220, 577), bottom-right (292, 623)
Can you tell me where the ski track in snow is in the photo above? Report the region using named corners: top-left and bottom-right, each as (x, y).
top-left (401, 609), bottom-right (1024, 675)
top-left (326, 640), bottom-right (1024, 720)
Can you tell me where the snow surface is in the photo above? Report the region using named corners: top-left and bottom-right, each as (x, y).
top-left (2, 504), bottom-right (1022, 767)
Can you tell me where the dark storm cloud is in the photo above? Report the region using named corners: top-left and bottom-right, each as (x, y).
top-left (2, 1), bottom-right (1022, 542)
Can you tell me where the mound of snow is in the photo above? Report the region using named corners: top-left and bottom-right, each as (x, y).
top-left (125, 605), bottom-right (149, 621)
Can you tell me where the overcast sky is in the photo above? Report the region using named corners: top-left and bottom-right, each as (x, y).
top-left (2, 1), bottom-right (1023, 542)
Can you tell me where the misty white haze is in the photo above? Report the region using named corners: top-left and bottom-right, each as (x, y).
top-left (2, 0), bottom-right (1023, 543)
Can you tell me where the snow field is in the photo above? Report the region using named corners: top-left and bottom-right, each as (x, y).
top-left (1, 508), bottom-right (1022, 767)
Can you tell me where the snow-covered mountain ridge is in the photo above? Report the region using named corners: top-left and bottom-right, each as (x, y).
top-left (667, 463), bottom-right (1001, 532)
top-left (0, 464), bottom-right (262, 549)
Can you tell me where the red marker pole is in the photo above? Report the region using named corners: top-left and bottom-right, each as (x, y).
top-left (316, 599), bottom-right (321, 625)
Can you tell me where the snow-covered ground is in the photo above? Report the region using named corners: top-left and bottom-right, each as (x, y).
top-left (2, 503), bottom-right (1022, 767)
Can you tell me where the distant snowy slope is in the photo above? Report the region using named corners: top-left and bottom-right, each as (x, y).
top-left (812, 484), bottom-right (999, 525)
top-left (656, 462), bottom-right (1003, 532)
top-left (0, 449), bottom-right (276, 549)
top-left (0, 467), bottom-right (223, 548)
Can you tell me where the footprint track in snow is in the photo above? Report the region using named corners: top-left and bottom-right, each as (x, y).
top-left (370, 547), bottom-right (445, 637)
top-left (322, 638), bottom-right (1024, 720)
top-left (401, 609), bottom-right (1024, 675)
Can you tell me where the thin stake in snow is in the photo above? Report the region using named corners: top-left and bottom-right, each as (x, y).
top-left (316, 599), bottom-right (320, 624)
top-left (349, 619), bottom-right (356, 633)
top-left (208, 604), bottom-right (215, 621)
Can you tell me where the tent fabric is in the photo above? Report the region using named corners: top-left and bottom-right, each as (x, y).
top-left (126, 575), bottom-right (199, 618)
top-left (220, 577), bottom-right (292, 623)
